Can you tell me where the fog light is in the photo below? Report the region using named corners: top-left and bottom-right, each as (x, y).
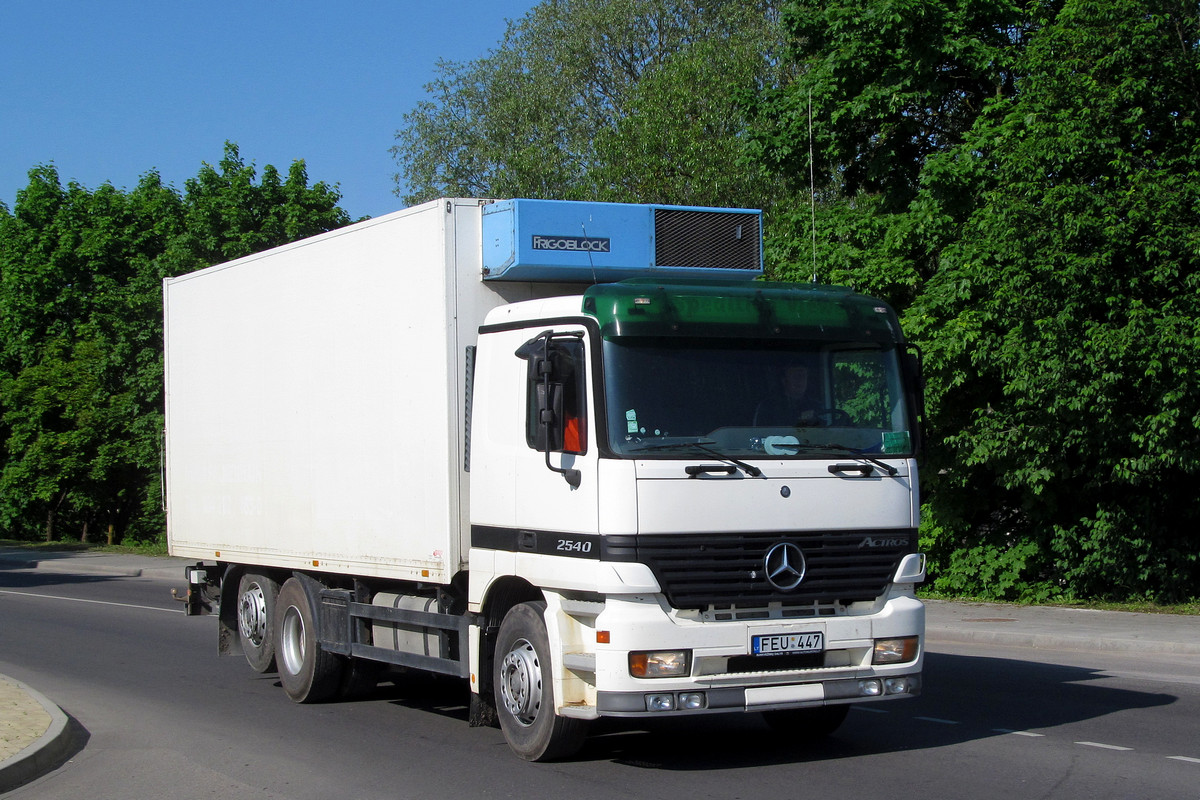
top-left (887, 674), bottom-right (921, 695)
top-left (679, 692), bottom-right (706, 710)
top-left (646, 694), bottom-right (676, 711)
top-left (859, 679), bottom-right (883, 697)
top-left (630, 650), bottom-right (691, 678)
top-left (873, 636), bottom-right (919, 664)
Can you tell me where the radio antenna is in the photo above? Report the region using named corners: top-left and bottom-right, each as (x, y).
top-left (809, 89), bottom-right (818, 284)
top-left (581, 221), bottom-right (598, 284)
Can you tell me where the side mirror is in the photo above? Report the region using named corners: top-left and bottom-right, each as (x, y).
top-left (518, 330), bottom-right (583, 488)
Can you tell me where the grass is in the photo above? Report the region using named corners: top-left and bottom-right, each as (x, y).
top-left (0, 537), bottom-right (169, 557)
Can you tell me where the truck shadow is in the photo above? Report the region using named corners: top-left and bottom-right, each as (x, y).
top-left (359, 651), bottom-right (1176, 768)
top-left (0, 567), bottom-right (120, 590)
top-left (574, 651), bottom-right (1176, 768)
top-left (375, 671), bottom-right (474, 721)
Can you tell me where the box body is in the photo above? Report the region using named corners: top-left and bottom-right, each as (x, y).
top-left (164, 199), bottom-right (564, 582)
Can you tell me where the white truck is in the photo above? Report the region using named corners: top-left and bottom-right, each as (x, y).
top-left (165, 197), bottom-right (927, 761)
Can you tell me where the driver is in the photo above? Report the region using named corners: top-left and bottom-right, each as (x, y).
top-left (754, 364), bottom-right (820, 426)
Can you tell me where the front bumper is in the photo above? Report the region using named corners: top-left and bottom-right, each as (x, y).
top-left (556, 590), bottom-right (924, 718)
top-left (597, 672), bottom-right (922, 716)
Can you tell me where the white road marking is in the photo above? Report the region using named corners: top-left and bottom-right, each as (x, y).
top-left (915, 716), bottom-right (959, 725)
top-left (1167, 756), bottom-right (1200, 764)
top-left (0, 588), bottom-right (184, 614)
top-left (995, 728), bottom-right (1045, 737)
top-left (1076, 741), bottom-right (1133, 751)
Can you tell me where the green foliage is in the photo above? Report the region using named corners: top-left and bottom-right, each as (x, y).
top-left (750, 0), bottom-right (1036, 209)
top-left (0, 143), bottom-right (350, 543)
top-left (756, 0), bottom-right (1200, 602)
top-left (180, 151), bottom-right (352, 265)
top-left (392, 0), bottom-right (785, 209)
top-left (749, 0), bottom-right (1046, 289)
top-left (910, 0), bottom-right (1200, 603)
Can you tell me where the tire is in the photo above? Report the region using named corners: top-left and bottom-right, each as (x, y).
top-left (762, 704), bottom-right (850, 741)
top-left (493, 601), bottom-right (588, 761)
top-left (237, 572), bottom-right (280, 673)
top-left (274, 577), bottom-right (344, 703)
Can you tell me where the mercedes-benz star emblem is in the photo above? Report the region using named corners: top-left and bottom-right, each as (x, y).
top-left (764, 542), bottom-right (807, 591)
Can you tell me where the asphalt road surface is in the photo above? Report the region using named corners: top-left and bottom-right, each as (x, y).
top-left (2, 567), bottom-right (1198, 799)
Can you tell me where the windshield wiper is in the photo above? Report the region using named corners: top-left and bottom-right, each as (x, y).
top-left (782, 442), bottom-right (900, 477)
top-left (629, 439), bottom-right (763, 478)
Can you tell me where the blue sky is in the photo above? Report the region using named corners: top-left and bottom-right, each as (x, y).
top-left (1, 1), bottom-right (538, 221)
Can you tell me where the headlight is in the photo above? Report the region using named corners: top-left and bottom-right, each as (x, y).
top-left (629, 650), bottom-right (691, 678)
top-left (873, 636), bottom-right (919, 664)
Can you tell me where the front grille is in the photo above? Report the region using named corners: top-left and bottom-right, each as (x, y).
top-left (622, 529), bottom-right (915, 610)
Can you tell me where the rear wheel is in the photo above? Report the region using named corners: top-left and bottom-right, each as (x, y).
top-left (493, 601), bottom-right (587, 761)
top-left (761, 704), bottom-right (850, 740)
top-left (237, 572), bottom-right (279, 673)
top-left (274, 577), bottom-right (344, 703)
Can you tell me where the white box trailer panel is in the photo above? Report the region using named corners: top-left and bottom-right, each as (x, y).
top-left (164, 199), bottom-right (569, 582)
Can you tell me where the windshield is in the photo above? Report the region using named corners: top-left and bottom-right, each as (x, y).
top-left (603, 337), bottom-right (916, 458)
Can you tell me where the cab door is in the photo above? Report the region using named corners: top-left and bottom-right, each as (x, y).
top-left (469, 325), bottom-right (600, 552)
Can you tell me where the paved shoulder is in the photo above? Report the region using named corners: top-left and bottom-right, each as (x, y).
top-left (925, 599), bottom-right (1200, 655)
top-left (0, 546), bottom-right (190, 580)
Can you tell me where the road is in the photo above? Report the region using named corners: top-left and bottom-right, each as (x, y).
top-left (2, 567), bottom-right (1198, 799)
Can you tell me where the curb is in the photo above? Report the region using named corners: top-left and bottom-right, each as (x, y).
top-left (0, 678), bottom-right (74, 794)
top-left (12, 559), bottom-right (144, 578)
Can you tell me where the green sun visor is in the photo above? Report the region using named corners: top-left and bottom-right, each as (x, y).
top-left (582, 278), bottom-right (904, 343)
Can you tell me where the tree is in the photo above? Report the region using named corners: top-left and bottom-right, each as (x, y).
top-left (908, 0), bottom-right (1200, 602)
top-left (0, 143), bottom-right (351, 542)
top-left (0, 169), bottom-right (184, 540)
top-left (178, 144), bottom-right (353, 266)
top-left (751, 0), bottom-right (1200, 601)
top-left (392, 0), bottom-right (785, 209)
top-left (752, 0), bottom-right (1037, 208)
top-left (746, 0), bottom-right (1047, 289)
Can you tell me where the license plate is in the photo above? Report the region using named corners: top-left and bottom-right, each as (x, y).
top-left (752, 632), bottom-right (824, 656)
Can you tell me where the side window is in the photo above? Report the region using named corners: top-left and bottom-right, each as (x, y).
top-left (523, 336), bottom-right (587, 455)
top-left (831, 349), bottom-right (890, 429)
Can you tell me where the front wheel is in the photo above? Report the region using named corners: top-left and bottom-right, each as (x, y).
top-left (493, 602), bottom-right (587, 761)
top-left (274, 577), bottom-right (344, 703)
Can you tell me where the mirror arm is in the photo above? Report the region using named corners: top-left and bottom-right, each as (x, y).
top-left (546, 449), bottom-right (582, 488)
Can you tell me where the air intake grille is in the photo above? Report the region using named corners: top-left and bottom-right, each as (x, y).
top-left (621, 529), bottom-right (915, 610)
top-left (654, 209), bottom-right (761, 272)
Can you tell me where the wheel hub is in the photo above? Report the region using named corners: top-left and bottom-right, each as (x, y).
top-left (499, 638), bottom-right (542, 726)
top-left (238, 583), bottom-right (268, 646)
top-left (278, 605), bottom-right (306, 676)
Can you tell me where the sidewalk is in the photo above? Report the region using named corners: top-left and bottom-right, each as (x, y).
top-left (1, 547), bottom-right (1197, 789)
top-left (0, 676), bottom-right (72, 794)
